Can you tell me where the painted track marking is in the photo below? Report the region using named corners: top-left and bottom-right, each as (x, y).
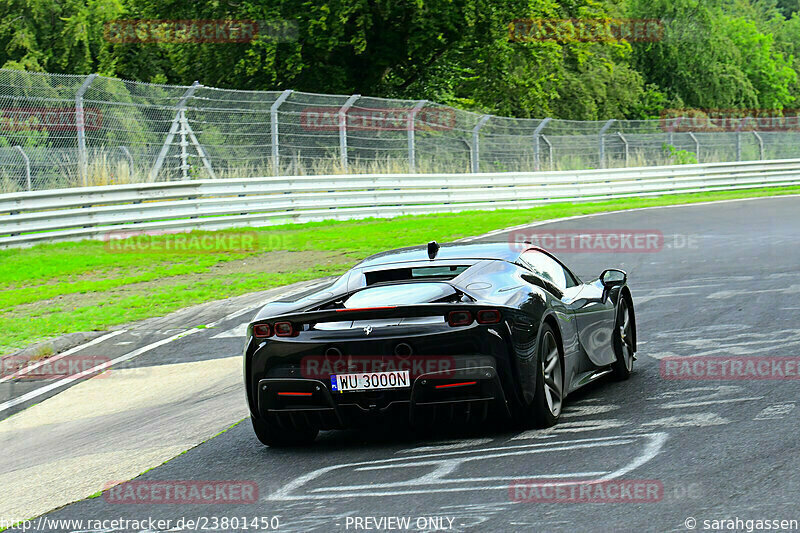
top-left (0, 330), bottom-right (126, 384)
top-left (0, 279), bottom-right (331, 413)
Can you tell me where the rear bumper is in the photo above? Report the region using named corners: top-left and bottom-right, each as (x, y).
top-left (254, 364), bottom-right (511, 431)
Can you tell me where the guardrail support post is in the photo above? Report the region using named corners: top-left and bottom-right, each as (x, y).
top-left (270, 89), bottom-right (293, 175)
top-left (14, 145), bottom-right (31, 191)
top-left (533, 118), bottom-right (551, 171)
top-left (150, 81), bottom-right (200, 182)
top-left (688, 132), bottom-right (700, 163)
top-left (753, 131), bottom-right (764, 160)
top-left (407, 100), bottom-right (427, 173)
top-left (617, 132), bottom-right (629, 167)
top-left (471, 115), bottom-right (491, 173)
top-left (541, 135), bottom-right (553, 170)
top-left (598, 119), bottom-right (616, 169)
top-left (338, 94), bottom-right (360, 172)
top-left (76, 73), bottom-right (98, 187)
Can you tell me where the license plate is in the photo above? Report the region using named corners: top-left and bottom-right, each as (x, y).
top-left (330, 370), bottom-right (410, 393)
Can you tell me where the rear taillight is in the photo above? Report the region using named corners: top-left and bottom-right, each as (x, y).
top-left (253, 324), bottom-right (271, 338)
top-left (435, 381), bottom-right (478, 389)
top-left (274, 321), bottom-right (298, 337)
top-left (477, 309), bottom-right (502, 324)
top-left (447, 311), bottom-right (473, 327)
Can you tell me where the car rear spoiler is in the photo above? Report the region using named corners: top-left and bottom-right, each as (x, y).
top-left (250, 304), bottom-right (515, 329)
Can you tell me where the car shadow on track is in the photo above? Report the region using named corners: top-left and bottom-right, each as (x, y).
top-left (256, 372), bottom-right (632, 455)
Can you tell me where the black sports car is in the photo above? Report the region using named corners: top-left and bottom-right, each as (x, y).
top-left (243, 241), bottom-right (636, 446)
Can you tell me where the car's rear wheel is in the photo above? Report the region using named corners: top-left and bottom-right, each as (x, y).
top-left (518, 324), bottom-right (563, 428)
top-left (251, 416), bottom-right (318, 447)
top-left (611, 298), bottom-right (635, 380)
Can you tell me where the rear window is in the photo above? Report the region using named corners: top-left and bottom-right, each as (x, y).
top-left (344, 283), bottom-right (457, 308)
top-left (364, 265), bottom-right (468, 285)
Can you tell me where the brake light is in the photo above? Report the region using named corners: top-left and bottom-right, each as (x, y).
top-left (477, 309), bottom-right (502, 324)
top-left (274, 321), bottom-right (297, 337)
top-left (253, 324), bottom-right (271, 338)
top-left (277, 392), bottom-right (312, 397)
top-left (435, 381), bottom-right (478, 389)
top-left (447, 311), bottom-right (473, 327)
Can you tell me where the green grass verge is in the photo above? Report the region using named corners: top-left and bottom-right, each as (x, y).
top-left (1, 185), bottom-right (798, 355)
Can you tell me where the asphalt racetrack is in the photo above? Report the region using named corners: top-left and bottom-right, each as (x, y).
top-left (4, 196), bottom-right (800, 532)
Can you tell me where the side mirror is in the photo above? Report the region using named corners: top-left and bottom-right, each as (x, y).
top-left (600, 268), bottom-right (627, 289)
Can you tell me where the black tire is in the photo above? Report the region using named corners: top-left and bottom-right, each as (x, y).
top-left (517, 323), bottom-right (563, 429)
top-left (250, 416), bottom-right (318, 447)
top-left (611, 298), bottom-right (635, 380)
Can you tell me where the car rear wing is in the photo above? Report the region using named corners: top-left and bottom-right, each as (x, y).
top-left (248, 304), bottom-right (514, 337)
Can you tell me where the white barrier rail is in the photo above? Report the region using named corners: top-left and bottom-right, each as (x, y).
top-left (2, 159), bottom-right (799, 247)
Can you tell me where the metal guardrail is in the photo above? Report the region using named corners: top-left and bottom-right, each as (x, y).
top-left (1, 159), bottom-right (799, 247)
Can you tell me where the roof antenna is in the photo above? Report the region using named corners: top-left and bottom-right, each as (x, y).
top-left (427, 240), bottom-right (440, 260)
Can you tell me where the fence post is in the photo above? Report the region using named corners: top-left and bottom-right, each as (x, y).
top-left (338, 94), bottom-right (360, 172)
top-left (14, 145), bottom-right (31, 191)
top-left (471, 115), bottom-right (491, 173)
top-left (617, 132), bottom-right (629, 167)
top-left (270, 89), bottom-right (293, 174)
top-left (119, 146), bottom-right (134, 170)
top-left (735, 117), bottom-right (750, 161)
top-left (150, 81), bottom-right (200, 182)
top-left (183, 118), bottom-right (218, 179)
top-left (533, 118), bottom-right (551, 171)
top-left (736, 132), bottom-right (742, 161)
top-left (541, 135), bottom-right (553, 170)
top-left (75, 73), bottom-right (98, 187)
top-left (179, 109), bottom-right (190, 180)
top-left (688, 132), bottom-right (700, 163)
top-left (753, 131), bottom-right (764, 160)
top-left (459, 138), bottom-right (474, 172)
top-left (598, 119), bottom-right (616, 169)
top-left (119, 146), bottom-right (133, 181)
top-left (407, 100), bottom-right (427, 173)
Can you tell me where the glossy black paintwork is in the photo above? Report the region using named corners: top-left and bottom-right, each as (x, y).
top-left (243, 242), bottom-right (635, 424)
top-left (354, 242), bottom-right (522, 268)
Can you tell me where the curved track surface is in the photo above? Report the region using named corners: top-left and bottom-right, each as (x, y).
top-left (9, 196), bottom-right (800, 532)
